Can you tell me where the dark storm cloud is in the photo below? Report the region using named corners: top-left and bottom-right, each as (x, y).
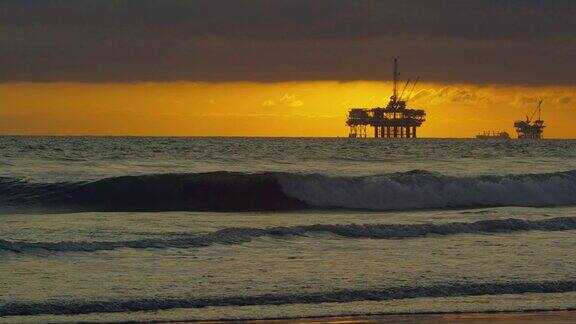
top-left (1, 0), bottom-right (575, 84)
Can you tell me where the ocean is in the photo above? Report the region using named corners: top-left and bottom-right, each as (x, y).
top-left (1, 136), bottom-right (576, 323)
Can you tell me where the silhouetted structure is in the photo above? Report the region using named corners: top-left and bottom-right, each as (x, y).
top-left (514, 99), bottom-right (544, 139)
top-left (346, 58), bottom-right (426, 138)
top-left (476, 131), bottom-right (510, 139)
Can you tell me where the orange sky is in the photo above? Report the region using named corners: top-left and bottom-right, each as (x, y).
top-left (0, 82), bottom-right (574, 138)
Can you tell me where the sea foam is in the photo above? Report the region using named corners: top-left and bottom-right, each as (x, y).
top-left (1, 170), bottom-right (576, 212)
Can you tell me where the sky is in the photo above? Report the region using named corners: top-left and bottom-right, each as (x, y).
top-left (1, 0), bottom-right (575, 137)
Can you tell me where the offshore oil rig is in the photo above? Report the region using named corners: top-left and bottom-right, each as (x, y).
top-left (346, 58), bottom-right (426, 138)
top-left (514, 99), bottom-right (545, 139)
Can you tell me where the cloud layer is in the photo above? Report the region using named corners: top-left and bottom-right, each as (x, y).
top-left (1, 0), bottom-right (575, 84)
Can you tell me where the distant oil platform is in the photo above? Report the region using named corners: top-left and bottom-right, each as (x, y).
top-left (475, 99), bottom-right (545, 140)
top-left (514, 99), bottom-right (545, 139)
top-left (346, 58), bottom-right (426, 138)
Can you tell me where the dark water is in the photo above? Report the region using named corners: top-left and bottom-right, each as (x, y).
top-left (1, 137), bottom-right (576, 322)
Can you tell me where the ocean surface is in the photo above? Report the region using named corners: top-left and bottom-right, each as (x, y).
top-left (1, 136), bottom-right (576, 323)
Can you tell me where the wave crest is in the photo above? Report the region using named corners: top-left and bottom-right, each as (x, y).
top-left (280, 170), bottom-right (576, 210)
top-left (2, 216), bottom-right (575, 253)
top-left (1, 170), bottom-right (576, 212)
top-left (2, 280), bottom-right (575, 316)
top-left (0, 172), bottom-right (305, 212)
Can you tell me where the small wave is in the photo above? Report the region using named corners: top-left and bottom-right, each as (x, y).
top-left (1, 170), bottom-right (576, 212)
top-left (2, 216), bottom-right (575, 253)
top-left (2, 280), bottom-right (575, 316)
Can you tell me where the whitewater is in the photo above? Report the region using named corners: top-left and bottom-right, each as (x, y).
top-left (1, 137), bottom-right (576, 323)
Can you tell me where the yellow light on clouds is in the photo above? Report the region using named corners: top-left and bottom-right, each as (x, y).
top-left (0, 82), bottom-right (574, 138)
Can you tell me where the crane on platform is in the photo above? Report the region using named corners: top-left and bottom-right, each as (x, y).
top-left (405, 76), bottom-right (420, 103)
top-left (514, 98), bottom-right (545, 139)
top-left (526, 99), bottom-right (543, 124)
top-left (346, 58), bottom-right (426, 138)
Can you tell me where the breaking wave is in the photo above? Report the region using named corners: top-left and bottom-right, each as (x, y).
top-left (280, 169), bottom-right (576, 210)
top-left (2, 216), bottom-right (575, 253)
top-left (2, 280), bottom-right (575, 316)
top-left (1, 170), bottom-right (576, 212)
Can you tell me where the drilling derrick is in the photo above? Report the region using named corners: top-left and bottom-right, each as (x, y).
top-left (514, 99), bottom-right (545, 139)
top-left (346, 58), bottom-right (426, 138)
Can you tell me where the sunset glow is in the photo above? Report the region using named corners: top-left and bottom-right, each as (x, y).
top-left (1, 82), bottom-right (574, 138)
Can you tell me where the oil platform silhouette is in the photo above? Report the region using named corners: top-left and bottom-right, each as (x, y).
top-left (514, 99), bottom-right (545, 139)
top-left (346, 58), bottom-right (426, 138)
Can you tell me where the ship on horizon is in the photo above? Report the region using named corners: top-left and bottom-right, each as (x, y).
top-left (476, 131), bottom-right (510, 139)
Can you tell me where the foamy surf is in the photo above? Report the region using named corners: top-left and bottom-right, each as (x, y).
top-left (279, 169), bottom-right (576, 210)
top-left (1, 170), bottom-right (576, 212)
top-left (3, 138), bottom-right (576, 322)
